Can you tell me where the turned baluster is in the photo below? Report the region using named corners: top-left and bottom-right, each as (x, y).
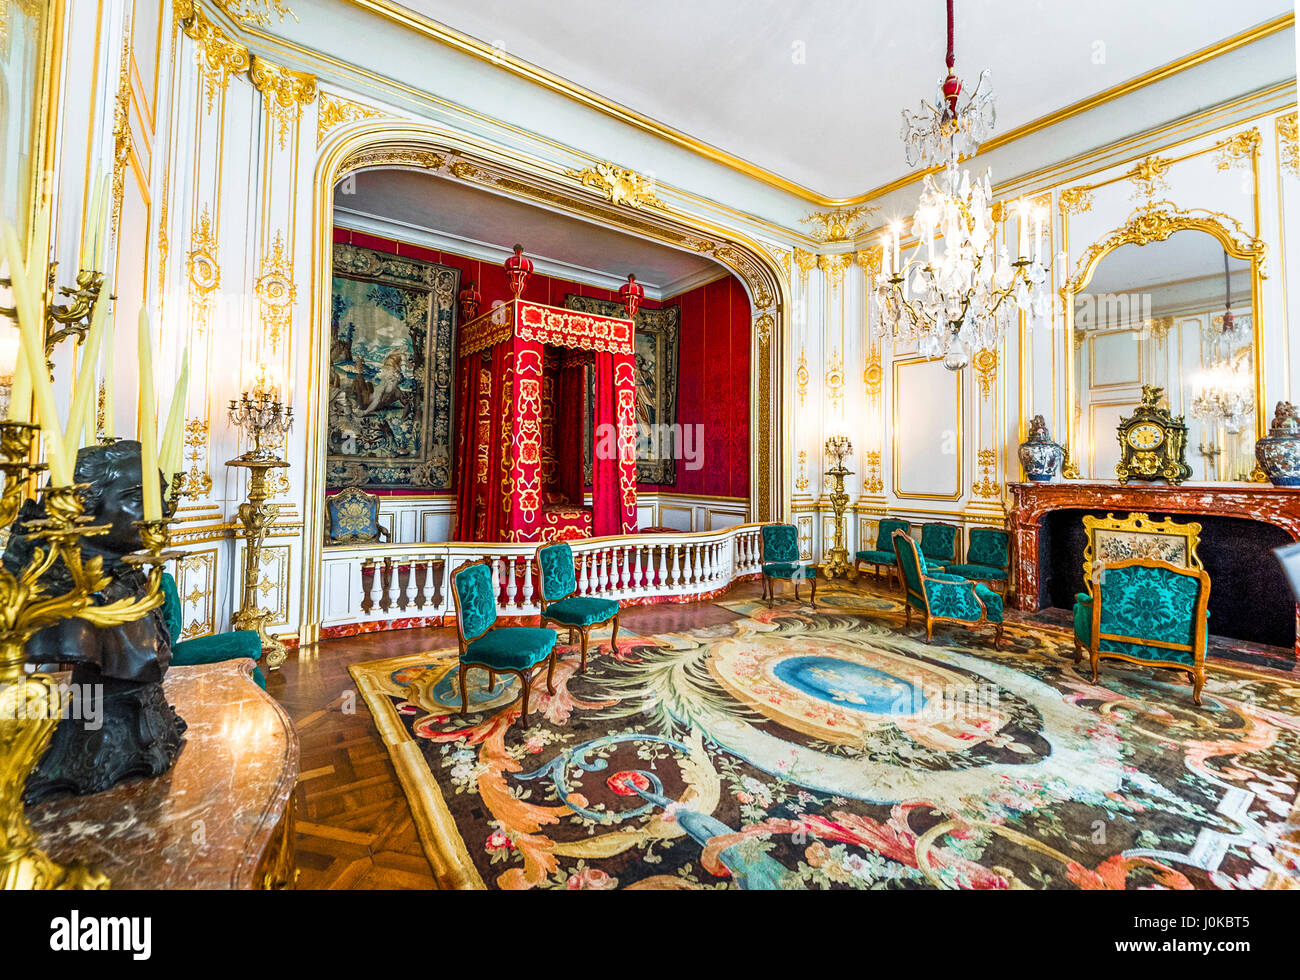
top-left (633, 545), bottom-right (644, 592)
top-left (595, 550), bottom-right (607, 595)
top-left (397, 561), bottom-right (411, 611)
top-left (504, 555), bottom-right (518, 608)
top-left (521, 559), bottom-right (534, 607)
top-left (578, 550), bottom-right (591, 594)
top-left (669, 544), bottom-right (681, 588)
top-left (360, 558), bottom-right (376, 615)
top-left (413, 560), bottom-right (428, 610)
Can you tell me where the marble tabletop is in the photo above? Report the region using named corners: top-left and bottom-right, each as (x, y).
top-left (28, 659), bottom-right (299, 889)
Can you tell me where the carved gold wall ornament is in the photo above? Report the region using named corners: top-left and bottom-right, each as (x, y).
top-left (855, 246), bottom-right (882, 275)
top-left (792, 247), bottom-right (817, 291)
top-left (801, 206), bottom-right (877, 243)
top-left (863, 346), bottom-right (882, 403)
top-left (972, 448), bottom-right (1000, 499)
top-left (250, 55), bottom-right (317, 150)
top-left (156, 171), bottom-right (171, 298)
top-left (183, 417), bottom-right (213, 497)
top-left (565, 162), bottom-right (664, 210)
top-left (210, 0), bottom-right (297, 28)
top-left (175, 0), bottom-right (251, 114)
top-left (317, 94), bottom-right (385, 143)
top-left (795, 451), bottom-right (809, 492)
top-left (796, 348), bottom-right (809, 405)
top-left (1146, 315), bottom-right (1174, 342)
top-left (973, 348), bottom-right (998, 400)
top-left (824, 348), bottom-right (844, 411)
top-left (863, 451), bottom-right (884, 495)
top-left (256, 231), bottom-right (296, 350)
top-left (1126, 155), bottom-right (1173, 202)
top-left (339, 147), bottom-right (447, 180)
top-left (816, 252), bottom-right (852, 291)
top-left (1059, 187), bottom-right (1093, 216)
top-left (715, 245), bottom-right (776, 310)
top-left (186, 207), bottom-right (221, 333)
top-left (1215, 127), bottom-right (1262, 172)
top-left (1277, 112), bottom-right (1299, 179)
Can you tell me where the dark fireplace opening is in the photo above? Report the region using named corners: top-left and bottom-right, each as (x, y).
top-left (1038, 508), bottom-right (1295, 650)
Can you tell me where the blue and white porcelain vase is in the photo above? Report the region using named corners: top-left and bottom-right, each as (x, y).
top-left (1018, 415), bottom-right (1064, 482)
top-left (1256, 401), bottom-right (1300, 486)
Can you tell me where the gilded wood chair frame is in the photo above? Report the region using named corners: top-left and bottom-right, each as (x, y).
top-left (1080, 512), bottom-right (1202, 596)
top-left (449, 557), bottom-right (556, 719)
top-left (532, 546), bottom-right (620, 673)
top-left (326, 486), bottom-right (391, 545)
top-left (894, 532), bottom-right (1003, 648)
top-left (1077, 556), bottom-right (1210, 706)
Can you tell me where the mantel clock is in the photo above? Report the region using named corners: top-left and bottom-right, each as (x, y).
top-left (1116, 385), bottom-right (1192, 485)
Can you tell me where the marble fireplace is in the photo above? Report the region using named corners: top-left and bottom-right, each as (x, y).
top-left (1010, 481), bottom-right (1300, 657)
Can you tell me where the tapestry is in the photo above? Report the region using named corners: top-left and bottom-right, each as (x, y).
top-left (327, 244), bottom-right (459, 490)
top-left (351, 583), bottom-right (1300, 890)
top-left (565, 295), bottom-right (679, 485)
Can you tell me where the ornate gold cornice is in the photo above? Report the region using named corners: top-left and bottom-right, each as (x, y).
top-left (816, 252), bottom-right (852, 289)
top-left (792, 247), bottom-right (817, 289)
top-left (1215, 127), bottom-right (1262, 171)
top-left (565, 162), bottom-right (663, 210)
top-left (341, 146), bottom-right (445, 177)
top-left (317, 93), bottom-right (385, 143)
top-left (801, 206), bottom-right (876, 244)
top-left (250, 54), bottom-right (317, 149)
top-left (210, 0), bottom-right (296, 28)
top-left (1277, 112), bottom-right (1299, 178)
top-left (175, 0), bottom-right (251, 113)
top-left (854, 246), bottom-right (882, 276)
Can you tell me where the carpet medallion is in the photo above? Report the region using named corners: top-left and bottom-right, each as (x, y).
top-left (351, 601), bottom-right (1300, 890)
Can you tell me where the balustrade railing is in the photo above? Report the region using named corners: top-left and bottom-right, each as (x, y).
top-left (319, 522), bottom-right (768, 630)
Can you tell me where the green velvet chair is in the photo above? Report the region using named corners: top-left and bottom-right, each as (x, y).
top-left (450, 558), bottom-right (559, 719)
top-left (760, 523), bottom-right (818, 608)
top-left (534, 541), bottom-right (619, 672)
top-left (854, 518), bottom-right (911, 588)
top-left (919, 522), bottom-right (959, 567)
top-left (1072, 558), bottom-right (1210, 705)
top-left (161, 573), bottom-right (266, 689)
top-left (937, 526), bottom-right (1010, 593)
top-left (893, 531), bottom-right (1003, 647)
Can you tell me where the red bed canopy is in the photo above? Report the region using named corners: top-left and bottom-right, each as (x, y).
top-left (453, 298), bottom-right (638, 543)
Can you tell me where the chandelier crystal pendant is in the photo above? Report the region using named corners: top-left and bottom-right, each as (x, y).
top-left (877, 0), bottom-right (1050, 371)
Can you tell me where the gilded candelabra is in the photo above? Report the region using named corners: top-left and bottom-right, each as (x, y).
top-left (0, 422), bottom-right (177, 890)
top-left (227, 391), bottom-right (293, 671)
top-left (821, 436), bottom-right (856, 581)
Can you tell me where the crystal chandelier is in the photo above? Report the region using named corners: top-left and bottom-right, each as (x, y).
top-left (876, 0), bottom-right (1050, 371)
top-left (1191, 362), bottom-right (1252, 435)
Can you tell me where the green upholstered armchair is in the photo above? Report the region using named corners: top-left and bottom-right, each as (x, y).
top-left (855, 518), bottom-right (911, 587)
top-left (919, 522), bottom-right (959, 566)
top-left (894, 532), bottom-right (1003, 647)
top-left (1072, 558), bottom-right (1210, 705)
top-left (760, 523), bottom-right (818, 609)
top-left (161, 573), bottom-right (267, 689)
top-left (450, 558), bottom-right (559, 720)
top-left (534, 541), bottom-right (619, 672)
top-left (937, 526), bottom-right (1010, 593)
top-left (326, 486), bottom-right (389, 545)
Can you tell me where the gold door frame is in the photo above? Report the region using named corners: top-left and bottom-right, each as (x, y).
top-left (302, 122), bottom-right (790, 643)
top-left (1055, 148), bottom-right (1268, 480)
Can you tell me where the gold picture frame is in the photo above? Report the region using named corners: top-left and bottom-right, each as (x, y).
top-left (1081, 511), bottom-right (1203, 594)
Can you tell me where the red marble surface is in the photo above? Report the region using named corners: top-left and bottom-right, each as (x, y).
top-left (28, 659), bottom-right (298, 889)
top-left (1009, 480), bottom-right (1300, 656)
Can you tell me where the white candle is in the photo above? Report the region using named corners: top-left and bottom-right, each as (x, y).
top-left (160, 349), bottom-right (189, 482)
top-left (891, 223), bottom-right (901, 274)
top-left (137, 309), bottom-right (161, 521)
top-left (64, 281), bottom-right (110, 466)
top-left (880, 234), bottom-right (892, 277)
top-left (1017, 200), bottom-right (1028, 260)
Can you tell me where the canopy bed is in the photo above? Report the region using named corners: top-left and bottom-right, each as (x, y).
top-left (453, 297), bottom-right (639, 542)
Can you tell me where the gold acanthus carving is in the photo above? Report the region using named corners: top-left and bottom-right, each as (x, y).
top-left (816, 252), bottom-right (852, 290)
top-left (210, 0), bottom-right (297, 28)
top-left (824, 348), bottom-right (844, 411)
top-left (1059, 187), bottom-right (1093, 216)
top-left (250, 55), bottom-right (317, 150)
top-left (187, 206), bottom-right (220, 332)
top-left (801, 206), bottom-right (876, 244)
top-left (972, 449), bottom-right (1000, 499)
top-left (1277, 112), bottom-right (1299, 179)
top-left (175, 0), bottom-right (252, 114)
top-left (110, 34), bottom-right (132, 237)
top-left (795, 451), bottom-right (809, 493)
top-left (1127, 155), bottom-right (1172, 201)
top-left (792, 247), bottom-right (817, 289)
top-left (855, 246), bottom-right (882, 276)
top-left (863, 346), bottom-right (882, 403)
top-left (183, 418), bottom-right (214, 498)
top-left (973, 349), bottom-right (998, 400)
top-left (863, 451), bottom-right (883, 495)
top-left (1215, 127), bottom-right (1262, 171)
top-left (754, 313), bottom-right (774, 349)
top-left (714, 245), bottom-right (775, 311)
top-left (341, 147), bottom-right (445, 178)
top-left (565, 162), bottom-right (664, 211)
top-left (256, 231), bottom-right (296, 350)
top-left (796, 348), bottom-right (809, 406)
top-left (317, 94), bottom-right (385, 143)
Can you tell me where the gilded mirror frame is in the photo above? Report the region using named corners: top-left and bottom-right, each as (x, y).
top-left (1060, 201), bottom-right (1267, 480)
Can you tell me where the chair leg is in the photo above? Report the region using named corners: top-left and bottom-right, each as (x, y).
top-left (925, 620), bottom-right (933, 644)
top-left (459, 664), bottom-right (470, 717)
top-left (1090, 649), bottom-right (1101, 684)
top-left (793, 581), bottom-right (800, 601)
top-left (809, 575), bottom-right (817, 609)
top-left (546, 651), bottom-right (557, 695)
top-left (579, 628), bottom-right (589, 672)
top-left (904, 602), bottom-right (910, 627)
top-left (518, 668), bottom-right (531, 718)
top-left (488, 669), bottom-right (496, 690)
top-left (993, 623), bottom-right (1004, 649)
top-left (568, 628), bottom-right (575, 645)
top-left (765, 576), bottom-right (774, 608)
top-left (1072, 638), bottom-right (1083, 663)
top-left (610, 614), bottom-right (620, 653)
top-left (1191, 667), bottom-right (1205, 706)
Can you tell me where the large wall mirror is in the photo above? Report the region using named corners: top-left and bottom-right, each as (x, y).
top-left (0, 0), bottom-right (51, 249)
top-left (1065, 210), bottom-right (1265, 482)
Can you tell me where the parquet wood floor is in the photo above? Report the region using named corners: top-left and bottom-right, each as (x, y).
top-left (268, 580), bottom-right (758, 889)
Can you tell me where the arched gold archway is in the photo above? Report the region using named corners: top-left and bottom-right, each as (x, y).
top-left (301, 121), bottom-right (791, 641)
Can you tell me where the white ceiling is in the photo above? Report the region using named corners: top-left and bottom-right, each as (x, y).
top-left (397, 0), bottom-right (1293, 198)
top-left (335, 168), bottom-right (725, 296)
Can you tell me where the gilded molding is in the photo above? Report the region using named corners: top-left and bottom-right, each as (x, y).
top-left (855, 246), bottom-right (882, 275)
top-left (210, 0), bottom-right (296, 28)
top-left (796, 348), bottom-right (808, 406)
top-left (973, 349), bottom-right (998, 400)
top-left (250, 55), bottom-right (317, 150)
top-left (110, 34), bottom-right (132, 236)
top-left (175, 0), bottom-right (251, 113)
top-left (187, 206), bottom-right (221, 331)
top-left (182, 417), bottom-right (213, 497)
top-left (816, 252), bottom-right (852, 290)
top-left (1059, 187), bottom-right (1093, 216)
top-left (801, 206), bottom-right (876, 244)
top-left (1126, 154), bottom-right (1172, 201)
top-left (863, 346), bottom-right (882, 403)
top-left (342, 146), bottom-right (445, 177)
top-left (1214, 127), bottom-right (1262, 171)
top-left (565, 162), bottom-right (664, 210)
top-left (256, 230), bottom-right (296, 350)
top-left (715, 245), bottom-right (775, 310)
top-left (792, 247), bottom-right (817, 289)
top-left (863, 451), bottom-right (883, 495)
top-left (1277, 112), bottom-right (1299, 178)
top-left (824, 348), bottom-right (844, 411)
top-left (317, 93), bottom-right (384, 143)
top-left (795, 451), bottom-right (809, 493)
top-left (972, 449), bottom-right (1000, 499)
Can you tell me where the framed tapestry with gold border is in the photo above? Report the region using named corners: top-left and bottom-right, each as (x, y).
top-left (1081, 511), bottom-right (1203, 594)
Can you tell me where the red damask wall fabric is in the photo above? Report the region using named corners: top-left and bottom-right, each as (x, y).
top-left (333, 229), bottom-right (751, 501)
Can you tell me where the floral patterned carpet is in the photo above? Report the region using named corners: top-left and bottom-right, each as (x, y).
top-left (350, 586), bottom-right (1300, 890)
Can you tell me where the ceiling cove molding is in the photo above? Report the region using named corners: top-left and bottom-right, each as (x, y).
top-left (333, 1), bottom-right (1294, 207)
top-left (332, 205), bottom-right (717, 300)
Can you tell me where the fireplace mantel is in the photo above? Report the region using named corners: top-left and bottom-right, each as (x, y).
top-left (1009, 480), bottom-right (1300, 655)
